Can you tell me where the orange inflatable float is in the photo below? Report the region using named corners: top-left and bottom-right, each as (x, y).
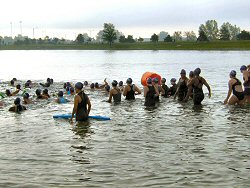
top-left (141, 72), bottom-right (162, 86)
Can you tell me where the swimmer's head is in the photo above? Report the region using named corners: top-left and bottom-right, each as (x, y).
top-left (240, 65), bottom-right (247, 72)
top-left (94, 82), bottom-right (99, 88)
top-left (70, 87), bottom-right (74, 93)
top-left (63, 83), bottom-right (67, 89)
top-left (90, 83), bottom-right (95, 89)
top-left (112, 80), bottom-right (118, 87)
top-left (25, 82), bottom-right (30, 88)
top-left (170, 78), bottom-right (177, 84)
top-left (119, 81), bottom-right (124, 86)
top-left (36, 89), bottom-right (41, 96)
top-left (180, 69), bottom-right (186, 75)
top-left (10, 80), bottom-right (14, 86)
top-left (189, 71), bottom-right (194, 78)
top-left (16, 84), bottom-right (21, 90)
top-left (194, 68), bottom-right (201, 76)
top-left (14, 97), bottom-right (21, 105)
top-left (12, 78), bottom-right (17, 81)
top-left (84, 81), bottom-right (88, 86)
top-left (152, 77), bottom-right (159, 84)
top-left (23, 93), bottom-right (29, 99)
top-left (47, 78), bottom-right (50, 83)
top-left (147, 78), bottom-right (152, 84)
top-left (50, 78), bottom-right (53, 84)
top-left (6, 89), bottom-right (11, 96)
top-left (126, 78), bottom-right (132, 84)
top-left (58, 91), bottom-right (64, 97)
top-left (105, 85), bottom-right (111, 92)
top-left (27, 80), bottom-right (31, 83)
top-left (66, 82), bottom-right (70, 87)
top-left (43, 89), bottom-right (48, 94)
top-left (161, 78), bottom-right (166, 83)
top-left (66, 86), bottom-right (70, 92)
top-left (230, 70), bottom-right (236, 77)
top-left (75, 82), bottom-right (83, 90)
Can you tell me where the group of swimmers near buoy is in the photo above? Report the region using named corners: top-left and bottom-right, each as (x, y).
top-left (0, 64), bottom-right (250, 122)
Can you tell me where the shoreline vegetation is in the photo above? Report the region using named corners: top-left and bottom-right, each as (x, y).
top-left (1, 40), bottom-right (250, 51)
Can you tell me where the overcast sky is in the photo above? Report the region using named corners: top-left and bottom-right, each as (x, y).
top-left (0, 0), bottom-right (249, 39)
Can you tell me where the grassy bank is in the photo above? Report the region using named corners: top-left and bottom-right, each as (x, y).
top-left (1, 40), bottom-right (250, 50)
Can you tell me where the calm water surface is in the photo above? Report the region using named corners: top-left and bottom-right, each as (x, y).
top-left (0, 50), bottom-right (250, 187)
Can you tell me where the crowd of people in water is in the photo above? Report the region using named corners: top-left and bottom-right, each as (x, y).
top-left (0, 65), bottom-right (250, 122)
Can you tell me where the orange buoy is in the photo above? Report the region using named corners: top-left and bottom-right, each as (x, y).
top-left (141, 72), bottom-right (162, 86)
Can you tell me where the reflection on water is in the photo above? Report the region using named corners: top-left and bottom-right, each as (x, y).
top-left (0, 50), bottom-right (250, 187)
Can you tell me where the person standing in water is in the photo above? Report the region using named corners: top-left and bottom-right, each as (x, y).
top-left (23, 93), bottom-right (33, 104)
top-left (174, 69), bottom-right (188, 101)
top-left (71, 82), bottom-right (91, 122)
top-left (161, 78), bottom-right (169, 98)
top-left (107, 80), bottom-right (121, 103)
top-left (184, 71), bottom-right (195, 102)
top-left (240, 65), bottom-right (250, 103)
top-left (224, 70), bottom-right (244, 105)
top-left (152, 77), bottom-right (165, 102)
top-left (185, 68), bottom-right (211, 105)
top-left (144, 78), bottom-right (159, 107)
top-left (123, 78), bottom-right (141, 100)
top-left (9, 97), bottom-right (27, 112)
top-left (168, 78), bottom-right (177, 96)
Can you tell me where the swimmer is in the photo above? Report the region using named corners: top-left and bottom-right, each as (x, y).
top-left (186, 68), bottom-right (211, 105)
top-left (152, 77), bottom-right (165, 102)
top-left (224, 70), bottom-right (244, 105)
top-left (69, 87), bottom-right (75, 95)
top-left (144, 78), bottom-right (159, 107)
top-left (12, 78), bottom-right (17, 82)
top-left (161, 78), bottom-right (169, 98)
top-left (107, 80), bottom-right (121, 103)
top-left (84, 81), bottom-right (88, 87)
top-left (6, 89), bottom-right (12, 97)
top-left (123, 78), bottom-right (141, 100)
top-left (174, 69), bottom-right (189, 101)
top-left (55, 91), bottom-right (69, 104)
top-left (9, 97), bottom-right (27, 112)
top-left (105, 85), bottom-right (111, 93)
top-left (119, 81), bottom-right (124, 92)
top-left (36, 89), bottom-right (48, 99)
top-left (10, 80), bottom-right (15, 86)
top-left (42, 89), bottom-right (50, 98)
top-left (183, 71), bottom-right (195, 102)
top-left (11, 84), bottom-right (21, 96)
top-left (65, 86), bottom-right (70, 94)
top-left (70, 82), bottom-right (91, 122)
top-left (90, 83), bottom-right (95, 90)
top-left (240, 65), bottom-right (250, 103)
top-left (168, 78), bottom-right (177, 96)
top-left (23, 93), bottom-right (33, 104)
top-left (40, 78), bottom-right (51, 87)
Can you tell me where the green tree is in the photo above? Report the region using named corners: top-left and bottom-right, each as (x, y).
top-left (199, 20), bottom-right (219, 41)
top-left (173, 31), bottom-right (182, 41)
top-left (127, 35), bottom-right (135, 43)
top-left (138, 37), bottom-right (144, 42)
top-left (119, 35), bottom-right (126, 43)
top-left (102, 23), bottom-right (117, 46)
top-left (150, 33), bottom-right (158, 43)
top-left (164, 35), bottom-right (173, 42)
top-left (184, 31), bottom-right (197, 41)
top-left (219, 24), bottom-right (230, 40)
top-left (197, 30), bottom-right (209, 42)
top-left (237, 30), bottom-right (250, 40)
top-left (76, 34), bottom-right (84, 44)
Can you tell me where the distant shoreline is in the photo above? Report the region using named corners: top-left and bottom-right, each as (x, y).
top-left (1, 41), bottom-right (250, 51)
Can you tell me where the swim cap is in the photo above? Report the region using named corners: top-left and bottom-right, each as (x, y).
top-left (27, 80), bottom-right (31, 83)
top-left (23, 93), bottom-right (29, 99)
top-left (240, 65), bottom-right (247, 71)
top-left (70, 87), bottom-right (74, 92)
top-left (161, 78), bottom-right (166, 83)
top-left (147, 78), bottom-right (152, 84)
top-left (94, 82), bottom-right (99, 88)
top-left (6, 89), bottom-right (11, 96)
top-left (189, 71), bottom-right (194, 77)
top-left (63, 83), bottom-right (67, 89)
top-left (47, 78), bottom-right (50, 82)
top-left (58, 91), bottom-right (63, 97)
top-left (112, 80), bottom-right (118, 87)
top-left (170, 78), bottom-right (176, 83)
top-left (230, 70), bottom-right (236, 77)
top-left (180, 69), bottom-right (186, 74)
top-left (13, 78), bottom-right (17, 81)
top-left (25, 82), bottom-right (30, 88)
top-left (36, 89), bottom-right (41, 96)
top-left (152, 77), bottom-right (159, 83)
top-left (84, 81), bottom-right (88, 86)
top-left (43, 89), bottom-right (48, 94)
top-left (10, 80), bottom-right (14, 85)
top-left (90, 83), bottom-right (95, 89)
top-left (14, 97), bottom-right (21, 105)
top-left (126, 78), bottom-right (132, 84)
top-left (105, 85), bottom-right (111, 92)
top-left (75, 82), bottom-right (83, 90)
top-left (66, 86), bottom-right (70, 92)
top-left (50, 78), bottom-right (53, 84)
top-left (66, 82), bottom-right (71, 87)
top-left (16, 84), bottom-right (21, 90)
top-left (119, 81), bottom-right (123, 86)
top-left (194, 68), bottom-right (201, 76)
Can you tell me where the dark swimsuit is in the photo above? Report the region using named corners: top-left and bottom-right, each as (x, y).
top-left (125, 85), bottom-right (135, 100)
top-left (243, 75), bottom-right (250, 96)
top-left (76, 91), bottom-right (89, 122)
top-left (162, 84), bottom-right (169, 97)
top-left (169, 84), bottom-right (177, 96)
top-left (178, 79), bottom-right (188, 101)
top-left (144, 85), bottom-right (156, 107)
top-left (113, 88), bottom-right (121, 103)
top-left (192, 77), bottom-right (204, 105)
top-left (232, 78), bottom-right (244, 101)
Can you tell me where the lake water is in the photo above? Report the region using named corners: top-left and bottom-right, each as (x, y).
top-left (0, 50), bottom-right (250, 187)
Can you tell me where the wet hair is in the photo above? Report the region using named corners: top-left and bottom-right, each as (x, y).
top-left (12, 78), bottom-right (17, 81)
top-left (189, 71), bottom-right (194, 78)
top-left (6, 89), bottom-right (11, 96)
top-left (147, 78), bottom-right (152, 84)
top-left (170, 78), bottom-right (177, 83)
top-left (27, 80), bottom-right (31, 83)
top-left (36, 89), bottom-right (41, 96)
top-left (70, 87), bottom-right (74, 93)
top-left (119, 81), bottom-right (124, 86)
top-left (152, 77), bottom-right (159, 83)
top-left (58, 91), bottom-right (63, 97)
top-left (75, 82), bottom-right (83, 90)
top-left (50, 78), bottom-right (53, 84)
top-left (94, 82), bottom-right (99, 88)
top-left (105, 85), bottom-right (111, 92)
top-left (63, 83), bottom-right (67, 89)
top-left (194, 68), bottom-right (201, 76)
top-left (126, 78), bottom-right (132, 84)
top-left (112, 80), bottom-right (118, 87)
top-left (161, 78), bottom-right (166, 83)
top-left (16, 84), bottom-right (21, 90)
top-left (66, 86), bottom-right (70, 92)
top-left (180, 69), bottom-right (186, 75)
top-left (23, 93), bottom-right (29, 99)
top-left (46, 78), bottom-right (50, 83)
top-left (10, 80), bottom-right (14, 86)
top-left (84, 81), bottom-right (88, 86)
top-left (90, 83), bottom-right (95, 89)
top-left (240, 65), bottom-right (247, 71)
top-left (230, 70), bottom-right (236, 77)
top-left (14, 97), bottom-right (21, 105)
top-left (43, 89), bottom-right (49, 95)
